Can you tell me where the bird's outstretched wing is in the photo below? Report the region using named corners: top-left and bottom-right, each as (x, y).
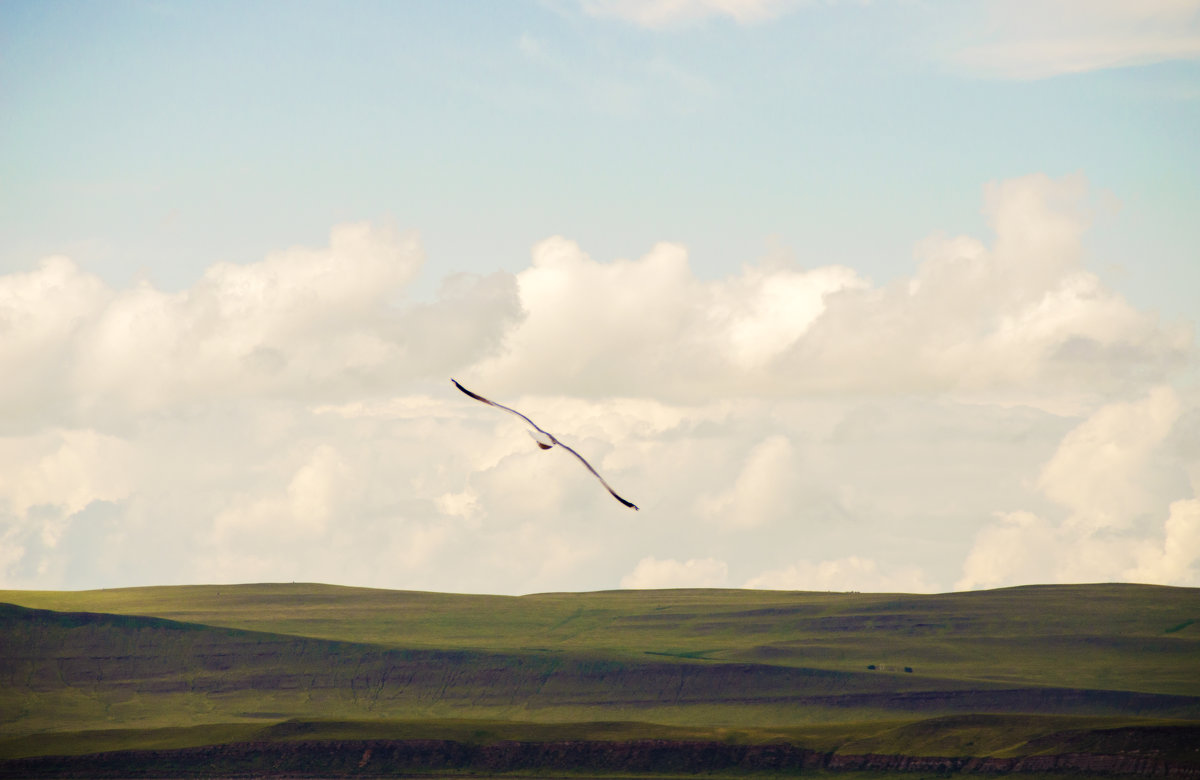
top-left (554, 439), bottom-right (640, 510)
top-left (451, 378), bottom-right (639, 510)
top-left (450, 379), bottom-right (553, 438)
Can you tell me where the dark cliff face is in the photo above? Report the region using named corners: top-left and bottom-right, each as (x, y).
top-left (4, 737), bottom-right (1200, 779)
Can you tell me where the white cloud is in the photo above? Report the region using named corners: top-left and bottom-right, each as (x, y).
top-left (0, 256), bottom-right (109, 425)
top-left (580, 0), bottom-right (799, 27)
top-left (436, 487), bottom-right (482, 522)
top-left (1127, 499), bottom-right (1200, 585)
top-left (579, 0), bottom-right (1200, 78)
top-left (746, 556), bottom-right (938, 593)
top-left (950, 0), bottom-right (1200, 79)
top-left (956, 511), bottom-right (1059, 591)
top-left (211, 444), bottom-right (355, 542)
top-left (789, 175), bottom-right (1190, 397)
top-left (713, 265), bottom-right (867, 371)
top-left (957, 387), bottom-right (1199, 590)
top-left (0, 428), bottom-right (136, 587)
top-left (0, 223), bottom-right (520, 429)
top-left (478, 174), bottom-right (1189, 402)
top-left (0, 175), bottom-right (1195, 594)
top-left (75, 221), bottom-right (424, 411)
top-left (392, 521), bottom-right (456, 571)
top-left (0, 429), bottom-right (133, 518)
top-left (621, 556), bottom-right (730, 588)
top-left (0, 526), bottom-right (25, 581)
top-left (1039, 387), bottom-right (1183, 530)
top-left (474, 238), bottom-right (706, 396)
top-left (697, 434), bottom-right (800, 528)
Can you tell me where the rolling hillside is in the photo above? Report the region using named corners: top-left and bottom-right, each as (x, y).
top-left (1, 583), bottom-right (1198, 776)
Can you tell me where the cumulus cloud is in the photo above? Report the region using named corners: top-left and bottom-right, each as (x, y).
top-left (1039, 387), bottom-right (1183, 530)
top-left (0, 428), bottom-right (136, 583)
top-left (78, 222), bottom-right (422, 411)
top-left (697, 434), bottom-right (800, 528)
top-left (478, 174), bottom-right (1189, 401)
top-left (0, 174), bottom-right (1196, 594)
top-left (0, 256), bottom-right (109, 428)
top-left (0, 222), bottom-right (520, 429)
top-left (210, 444), bottom-right (355, 542)
top-left (950, 0), bottom-right (1200, 79)
top-left (621, 556), bottom-right (730, 588)
top-left (957, 387), bottom-right (1199, 590)
top-left (474, 238), bottom-right (712, 397)
top-left (956, 511), bottom-right (1061, 591)
top-left (789, 175), bottom-right (1190, 396)
top-left (0, 429), bottom-right (133, 518)
top-left (745, 556), bottom-right (938, 593)
top-left (1127, 499), bottom-right (1200, 585)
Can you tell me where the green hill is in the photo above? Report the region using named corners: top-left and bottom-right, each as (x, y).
top-left (1, 583), bottom-right (1198, 776)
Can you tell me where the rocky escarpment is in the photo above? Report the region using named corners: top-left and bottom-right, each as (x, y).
top-left (3, 738), bottom-right (1200, 778)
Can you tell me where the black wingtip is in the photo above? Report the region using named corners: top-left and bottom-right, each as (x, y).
top-left (450, 378), bottom-right (488, 404)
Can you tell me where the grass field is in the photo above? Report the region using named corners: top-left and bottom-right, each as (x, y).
top-left (1, 582), bottom-right (1198, 775)
top-left (6, 582), bottom-right (1199, 692)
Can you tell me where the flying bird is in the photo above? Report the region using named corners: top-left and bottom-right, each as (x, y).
top-left (451, 378), bottom-right (639, 510)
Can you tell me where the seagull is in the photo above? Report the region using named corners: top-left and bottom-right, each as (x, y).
top-left (451, 378), bottom-right (639, 510)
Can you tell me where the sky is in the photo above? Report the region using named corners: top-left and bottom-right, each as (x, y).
top-left (1, 0), bottom-right (1198, 595)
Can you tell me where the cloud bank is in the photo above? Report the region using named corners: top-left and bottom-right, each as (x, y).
top-left (578, 0), bottom-right (1200, 79)
top-left (476, 173), bottom-right (1188, 400)
top-left (0, 174), bottom-right (1196, 594)
top-left (0, 223), bottom-right (519, 430)
top-left (951, 0), bottom-right (1200, 79)
top-left (957, 386), bottom-right (1200, 589)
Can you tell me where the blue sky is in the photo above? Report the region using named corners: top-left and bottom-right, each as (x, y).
top-left (4, 1), bottom-right (1197, 307)
top-left (1, 1), bottom-right (1198, 593)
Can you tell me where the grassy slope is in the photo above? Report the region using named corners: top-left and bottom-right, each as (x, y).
top-left (0, 602), bottom-right (1005, 735)
top-left (1, 583), bottom-right (1198, 767)
top-left (3, 714), bottom-right (1193, 761)
top-left (5, 582), bottom-right (1198, 694)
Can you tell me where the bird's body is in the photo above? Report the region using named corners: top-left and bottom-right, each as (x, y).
top-left (451, 378), bottom-right (639, 510)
